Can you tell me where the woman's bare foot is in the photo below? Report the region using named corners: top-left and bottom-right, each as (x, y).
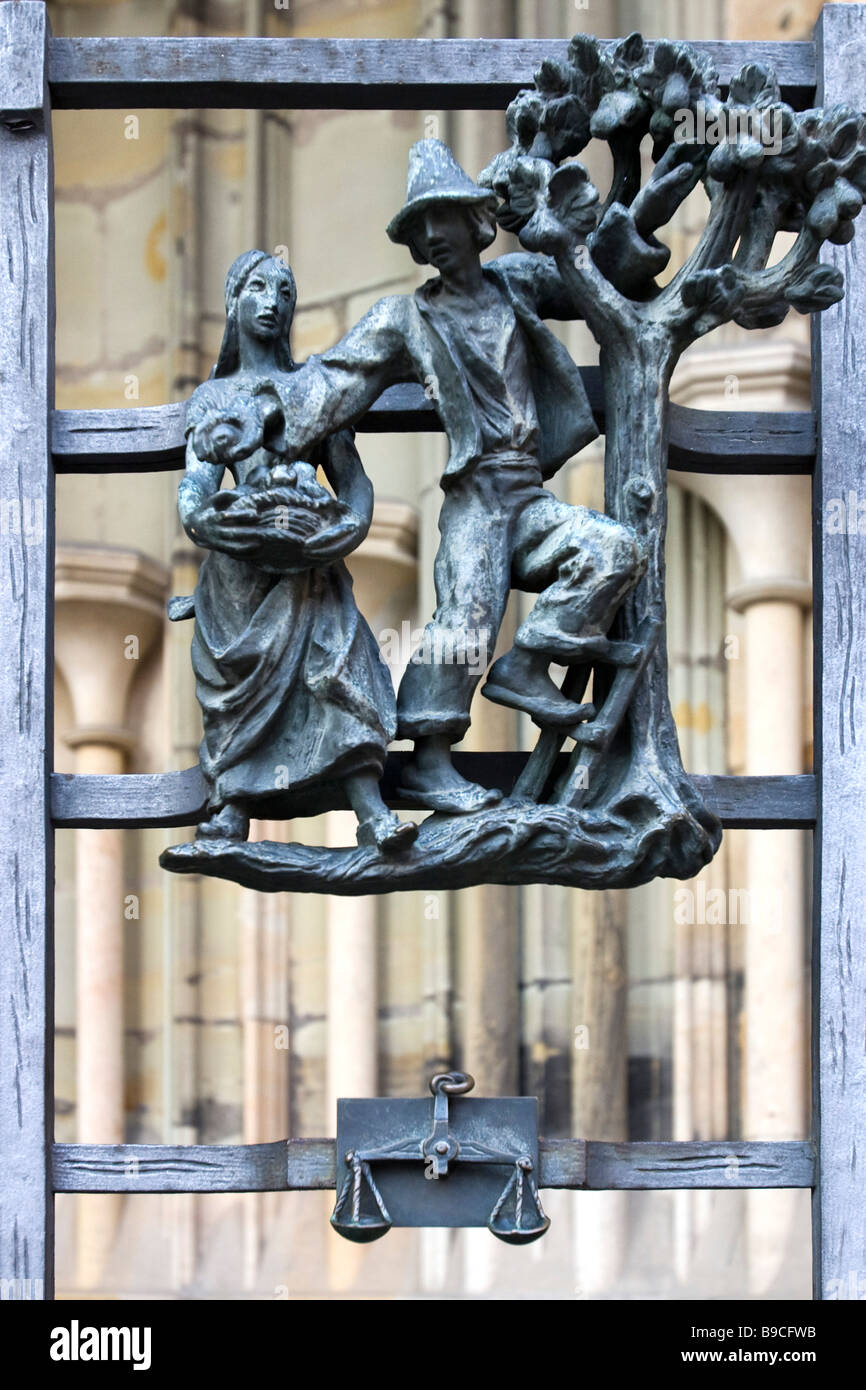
top-left (346, 771), bottom-right (418, 854)
top-left (197, 802), bottom-right (250, 841)
top-left (356, 811), bottom-right (418, 854)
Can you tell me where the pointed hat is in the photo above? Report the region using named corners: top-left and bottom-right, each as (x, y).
top-left (387, 139), bottom-right (498, 247)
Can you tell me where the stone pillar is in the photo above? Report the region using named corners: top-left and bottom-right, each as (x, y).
top-left (729, 579), bottom-right (811, 1295)
top-left (162, 537), bottom-right (203, 1291)
top-left (325, 830), bottom-right (379, 1123)
top-left (67, 734), bottom-right (131, 1153)
top-left (572, 887), bottom-right (628, 1296)
top-left (54, 546), bottom-right (168, 1288)
top-left (672, 342), bottom-right (812, 1296)
top-left (241, 819), bottom-right (291, 1291)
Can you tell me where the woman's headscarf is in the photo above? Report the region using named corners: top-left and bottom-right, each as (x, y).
top-left (212, 249), bottom-right (297, 378)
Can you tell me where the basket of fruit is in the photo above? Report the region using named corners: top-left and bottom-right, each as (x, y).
top-left (189, 390), bottom-right (361, 572)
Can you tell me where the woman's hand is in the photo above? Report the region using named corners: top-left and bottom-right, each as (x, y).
top-left (210, 488), bottom-right (259, 519)
top-left (185, 498), bottom-right (261, 557)
top-left (269, 507), bottom-right (322, 544)
top-left (187, 491), bottom-right (335, 566)
top-left (317, 431), bottom-right (374, 535)
top-left (300, 510), bottom-right (365, 565)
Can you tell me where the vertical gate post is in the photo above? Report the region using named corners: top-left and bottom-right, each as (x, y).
top-left (812, 2), bottom-right (866, 1303)
top-left (0, 0), bottom-right (55, 1300)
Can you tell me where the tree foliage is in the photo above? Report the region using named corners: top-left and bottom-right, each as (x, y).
top-left (479, 32), bottom-right (866, 343)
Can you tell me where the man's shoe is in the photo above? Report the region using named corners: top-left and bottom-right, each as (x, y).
top-left (397, 761), bottom-right (503, 815)
top-left (483, 649), bottom-right (597, 729)
top-left (396, 782), bottom-right (503, 814)
top-left (483, 679), bottom-right (596, 729)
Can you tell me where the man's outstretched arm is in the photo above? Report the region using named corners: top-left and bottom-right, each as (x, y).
top-left (264, 296), bottom-right (415, 460)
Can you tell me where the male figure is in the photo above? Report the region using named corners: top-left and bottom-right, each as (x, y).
top-left (275, 140), bottom-right (644, 814)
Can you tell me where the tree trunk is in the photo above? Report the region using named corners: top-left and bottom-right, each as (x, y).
top-left (590, 323), bottom-right (722, 879)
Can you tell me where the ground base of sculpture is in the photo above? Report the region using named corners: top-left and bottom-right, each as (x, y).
top-left (160, 794), bottom-right (720, 895)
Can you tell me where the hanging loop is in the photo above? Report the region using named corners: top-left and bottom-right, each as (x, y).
top-left (428, 1071), bottom-right (475, 1096)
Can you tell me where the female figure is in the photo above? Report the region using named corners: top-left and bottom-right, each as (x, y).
top-left (176, 250), bottom-right (415, 853)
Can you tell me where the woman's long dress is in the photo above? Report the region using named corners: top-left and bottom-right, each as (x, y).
top-left (186, 378), bottom-right (396, 818)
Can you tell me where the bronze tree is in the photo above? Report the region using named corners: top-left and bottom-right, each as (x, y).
top-left (479, 33), bottom-right (866, 875)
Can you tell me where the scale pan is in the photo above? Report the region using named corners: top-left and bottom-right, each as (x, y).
top-left (330, 1212), bottom-right (391, 1243)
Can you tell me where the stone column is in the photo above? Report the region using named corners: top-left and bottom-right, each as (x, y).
top-left (54, 546), bottom-right (168, 1288)
top-left (324, 824), bottom-right (379, 1122)
top-left (670, 341), bottom-right (811, 1295)
top-left (241, 819), bottom-right (291, 1291)
top-left (728, 577), bottom-right (811, 1295)
top-left (672, 341), bottom-right (812, 1296)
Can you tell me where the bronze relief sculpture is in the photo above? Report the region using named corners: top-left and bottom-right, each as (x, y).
top-left (161, 32), bottom-right (866, 895)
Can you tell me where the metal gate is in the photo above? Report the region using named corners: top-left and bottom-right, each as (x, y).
top-left (1, 0), bottom-right (863, 1299)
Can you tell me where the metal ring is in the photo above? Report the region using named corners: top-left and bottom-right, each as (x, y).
top-left (429, 1071), bottom-right (475, 1096)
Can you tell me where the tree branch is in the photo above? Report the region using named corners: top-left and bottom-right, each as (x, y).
top-left (733, 188), bottom-right (786, 273)
top-left (659, 169), bottom-right (759, 318)
top-left (604, 128), bottom-right (645, 214)
top-left (552, 242), bottom-right (636, 343)
top-left (736, 226), bottom-right (821, 308)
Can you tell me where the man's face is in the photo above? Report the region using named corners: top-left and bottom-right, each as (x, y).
top-left (413, 203), bottom-right (479, 274)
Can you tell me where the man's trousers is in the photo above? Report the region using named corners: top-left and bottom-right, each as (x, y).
top-left (396, 452), bottom-right (642, 741)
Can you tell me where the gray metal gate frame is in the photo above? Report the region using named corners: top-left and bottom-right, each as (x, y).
top-left (1, 0), bottom-right (863, 1301)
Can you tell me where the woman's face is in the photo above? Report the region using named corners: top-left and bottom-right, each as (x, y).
top-left (237, 259), bottom-right (296, 347)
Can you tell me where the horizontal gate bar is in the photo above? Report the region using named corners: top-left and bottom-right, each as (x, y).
top-left (51, 1139), bottom-right (815, 1192)
top-left (49, 764), bottom-right (816, 831)
top-left (53, 378), bottom-right (815, 476)
top-left (52, 1140), bottom-right (335, 1193)
top-left (47, 37), bottom-right (817, 111)
top-left (544, 1140), bottom-right (816, 1190)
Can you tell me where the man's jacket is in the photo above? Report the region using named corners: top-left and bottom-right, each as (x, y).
top-left (276, 253), bottom-right (599, 484)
